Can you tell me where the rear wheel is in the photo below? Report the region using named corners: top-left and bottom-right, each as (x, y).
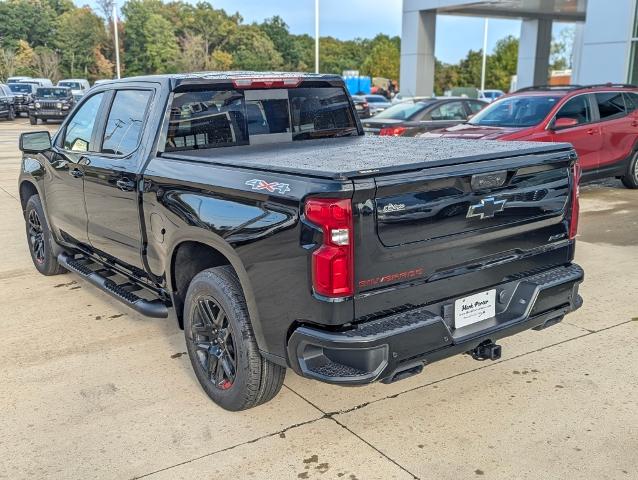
top-left (24, 195), bottom-right (66, 276)
top-left (184, 266), bottom-right (285, 411)
top-left (621, 151), bottom-right (638, 189)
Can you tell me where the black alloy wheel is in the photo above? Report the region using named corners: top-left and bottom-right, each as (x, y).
top-left (27, 208), bottom-right (45, 265)
top-left (190, 296), bottom-right (237, 391)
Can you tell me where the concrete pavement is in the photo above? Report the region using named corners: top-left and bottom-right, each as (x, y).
top-left (0, 118), bottom-right (636, 479)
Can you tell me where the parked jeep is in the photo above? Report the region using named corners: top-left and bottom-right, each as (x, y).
top-left (8, 82), bottom-right (37, 116)
top-left (28, 87), bottom-right (75, 124)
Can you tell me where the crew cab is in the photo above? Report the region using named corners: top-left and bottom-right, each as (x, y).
top-left (423, 84), bottom-right (638, 188)
top-left (18, 72), bottom-right (584, 411)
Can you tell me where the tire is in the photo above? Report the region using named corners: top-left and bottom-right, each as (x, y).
top-left (29, 116), bottom-right (37, 125)
top-left (8, 106), bottom-right (15, 121)
top-left (621, 151), bottom-right (638, 189)
top-left (184, 266), bottom-right (285, 411)
top-left (24, 195), bottom-right (66, 276)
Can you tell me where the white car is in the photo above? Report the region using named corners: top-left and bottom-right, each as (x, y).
top-left (57, 79), bottom-right (91, 100)
top-left (479, 89), bottom-right (505, 103)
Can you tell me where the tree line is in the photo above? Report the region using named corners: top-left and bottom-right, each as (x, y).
top-left (0, 0), bottom-right (571, 91)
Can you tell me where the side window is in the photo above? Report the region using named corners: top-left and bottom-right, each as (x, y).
top-left (429, 102), bottom-right (467, 121)
top-left (595, 92), bottom-right (626, 121)
top-left (556, 95), bottom-right (591, 125)
top-left (623, 92), bottom-right (638, 112)
top-left (101, 90), bottom-right (152, 156)
top-left (468, 101), bottom-right (485, 114)
top-left (63, 93), bottom-right (104, 152)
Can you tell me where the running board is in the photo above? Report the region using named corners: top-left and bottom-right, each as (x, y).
top-left (58, 252), bottom-right (168, 318)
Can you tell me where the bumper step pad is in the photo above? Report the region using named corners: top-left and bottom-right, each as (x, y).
top-left (288, 264), bottom-right (584, 385)
top-left (58, 253), bottom-right (168, 318)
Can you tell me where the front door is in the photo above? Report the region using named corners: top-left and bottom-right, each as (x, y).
top-left (45, 92), bottom-right (106, 244)
top-left (550, 94), bottom-right (602, 171)
top-left (82, 88), bottom-right (153, 269)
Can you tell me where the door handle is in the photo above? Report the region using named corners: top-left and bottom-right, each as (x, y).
top-left (116, 178), bottom-right (136, 192)
top-left (586, 128), bottom-right (597, 135)
top-left (69, 168), bottom-right (84, 178)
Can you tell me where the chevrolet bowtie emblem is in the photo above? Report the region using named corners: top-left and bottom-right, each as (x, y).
top-left (467, 197), bottom-right (507, 220)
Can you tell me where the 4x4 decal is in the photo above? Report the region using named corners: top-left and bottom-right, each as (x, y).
top-left (245, 179), bottom-right (291, 195)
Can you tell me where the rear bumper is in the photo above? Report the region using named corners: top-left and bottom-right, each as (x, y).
top-left (287, 263), bottom-right (584, 385)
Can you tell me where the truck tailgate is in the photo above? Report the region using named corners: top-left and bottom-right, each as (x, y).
top-left (353, 147), bottom-right (577, 320)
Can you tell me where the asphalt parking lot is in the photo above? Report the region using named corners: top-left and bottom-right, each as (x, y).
top-left (1, 118), bottom-right (637, 480)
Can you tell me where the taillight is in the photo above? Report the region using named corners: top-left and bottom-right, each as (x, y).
top-left (304, 198), bottom-right (354, 298)
top-left (379, 126), bottom-right (407, 137)
top-left (232, 78), bottom-right (301, 89)
top-left (569, 162), bottom-right (581, 240)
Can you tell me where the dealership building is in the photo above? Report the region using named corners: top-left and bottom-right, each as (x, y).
top-left (401, 0), bottom-right (638, 95)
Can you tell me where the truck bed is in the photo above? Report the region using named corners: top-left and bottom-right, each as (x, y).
top-left (164, 136), bottom-right (573, 180)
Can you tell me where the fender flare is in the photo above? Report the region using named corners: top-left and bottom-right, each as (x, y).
top-left (165, 226), bottom-right (267, 351)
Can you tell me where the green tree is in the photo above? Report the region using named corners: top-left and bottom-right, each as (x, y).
top-left (361, 36), bottom-right (400, 80)
top-left (56, 7), bottom-right (106, 77)
top-left (225, 25), bottom-right (282, 71)
top-left (0, 0), bottom-right (57, 49)
top-left (121, 0), bottom-right (164, 75)
top-left (143, 13), bottom-right (179, 73)
top-left (260, 16), bottom-right (308, 70)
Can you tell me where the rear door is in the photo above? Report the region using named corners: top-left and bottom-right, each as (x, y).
top-left (353, 149), bottom-right (575, 319)
top-left (550, 94), bottom-right (601, 171)
top-left (593, 91), bottom-right (634, 169)
top-left (82, 87), bottom-right (154, 268)
top-left (423, 101), bottom-right (469, 131)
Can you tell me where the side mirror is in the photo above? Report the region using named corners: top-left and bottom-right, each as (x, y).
top-left (19, 131), bottom-right (52, 153)
top-left (553, 117), bottom-right (578, 130)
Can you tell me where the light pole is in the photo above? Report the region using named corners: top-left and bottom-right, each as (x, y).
top-left (480, 18), bottom-right (488, 92)
top-left (113, 4), bottom-right (121, 79)
top-left (315, 0), bottom-right (320, 73)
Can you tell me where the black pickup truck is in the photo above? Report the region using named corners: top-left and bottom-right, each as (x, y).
top-left (18, 72), bottom-right (584, 411)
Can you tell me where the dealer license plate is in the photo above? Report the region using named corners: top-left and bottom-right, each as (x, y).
top-left (454, 289), bottom-right (496, 329)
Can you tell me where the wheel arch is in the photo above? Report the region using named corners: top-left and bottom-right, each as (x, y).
top-left (19, 179), bottom-right (40, 213)
top-left (166, 232), bottom-right (266, 352)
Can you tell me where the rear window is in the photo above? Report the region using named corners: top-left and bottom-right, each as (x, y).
top-left (373, 101), bottom-right (433, 120)
top-left (59, 81), bottom-right (82, 90)
top-left (469, 95), bottom-right (560, 128)
top-left (165, 87), bottom-right (357, 152)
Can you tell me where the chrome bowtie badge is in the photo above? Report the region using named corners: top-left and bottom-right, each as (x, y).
top-left (467, 197), bottom-right (507, 220)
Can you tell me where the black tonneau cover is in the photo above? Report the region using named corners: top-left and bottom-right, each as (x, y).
top-left (164, 136), bottom-right (573, 180)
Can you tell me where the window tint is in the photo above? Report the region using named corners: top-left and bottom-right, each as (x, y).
top-left (595, 92), bottom-right (626, 120)
top-left (468, 101), bottom-right (485, 114)
top-left (167, 90), bottom-right (249, 151)
top-left (63, 93), bottom-right (104, 152)
top-left (165, 87), bottom-right (356, 152)
top-left (102, 90), bottom-right (152, 155)
top-left (373, 101), bottom-right (432, 120)
top-left (429, 102), bottom-right (467, 121)
top-left (623, 92), bottom-right (638, 112)
top-left (556, 95), bottom-right (591, 125)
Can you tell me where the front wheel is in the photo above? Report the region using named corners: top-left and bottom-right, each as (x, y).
top-left (184, 266), bottom-right (285, 411)
top-left (24, 195), bottom-right (66, 276)
top-left (8, 106), bottom-right (16, 121)
top-left (29, 116), bottom-right (37, 125)
top-left (621, 151), bottom-right (638, 189)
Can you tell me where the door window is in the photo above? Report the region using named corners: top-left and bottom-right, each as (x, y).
top-left (102, 90), bottom-right (152, 156)
top-left (63, 93), bottom-right (104, 152)
top-left (467, 101), bottom-right (486, 115)
top-left (595, 92), bottom-right (626, 121)
top-left (623, 92), bottom-right (638, 112)
top-left (555, 95), bottom-right (591, 125)
top-left (429, 102), bottom-right (467, 121)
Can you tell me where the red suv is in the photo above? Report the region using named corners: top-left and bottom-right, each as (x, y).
top-left (423, 84), bottom-right (638, 188)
